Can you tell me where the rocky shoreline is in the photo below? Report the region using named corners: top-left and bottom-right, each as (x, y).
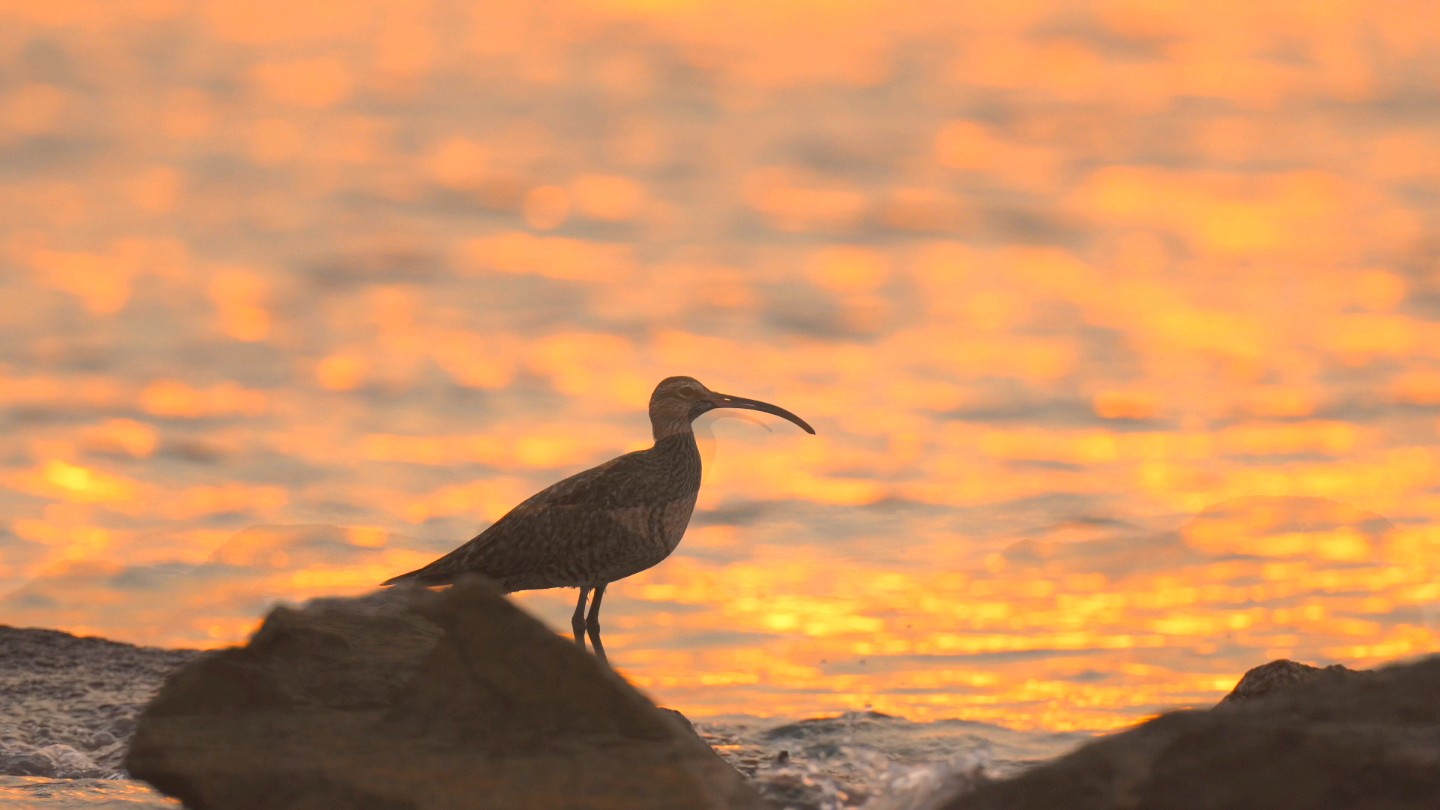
top-left (4, 599), bottom-right (1440, 809)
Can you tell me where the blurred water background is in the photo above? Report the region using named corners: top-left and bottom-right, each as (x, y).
top-left (2, 0), bottom-right (1440, 757)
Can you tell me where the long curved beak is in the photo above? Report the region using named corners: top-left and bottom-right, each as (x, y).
top-left (705, 391), bottom-right (816, 434)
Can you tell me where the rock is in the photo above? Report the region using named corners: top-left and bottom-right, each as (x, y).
top-left (1219, 659), bottom-right (1369, 704)
top-left (35, 744), bottom-right (106, 778)
top-left (0, 748), bottom-right (56, 777)
top-left (0, 743), bottom-right (108, 779)
top-left (942, 655), bottom-right (1440, 810)
top-left (125, 577), bottom-right (766, 810)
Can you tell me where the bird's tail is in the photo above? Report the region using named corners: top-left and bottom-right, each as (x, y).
top-left (381, 566), bottom-right (513, 593)
top-left (380, 566), bottom-right (451, 587)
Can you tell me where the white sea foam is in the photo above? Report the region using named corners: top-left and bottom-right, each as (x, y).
top-left (699, 711), bottom-right (1087, 810)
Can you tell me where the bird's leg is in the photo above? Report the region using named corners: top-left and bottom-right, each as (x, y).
top-left (572, 586), bottom-right (591, 648)
top-left (586, 583), bottom-right (608, 665)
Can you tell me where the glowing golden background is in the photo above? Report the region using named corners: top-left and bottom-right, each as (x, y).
top-left (2, 0), bottom-right (1439, 732)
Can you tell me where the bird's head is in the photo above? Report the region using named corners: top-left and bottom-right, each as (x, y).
top-left (648, 376), bottom-right (816, 440)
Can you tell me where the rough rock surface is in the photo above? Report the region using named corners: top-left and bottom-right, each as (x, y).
top-left (943, 655), bottom-right (1440, 810)
top-left (1219, 658), bottom-right (1369, 704)
top-left (124, 578), bottom-right (766, 810)
top-left (0, 626), bottom-right (195, 778)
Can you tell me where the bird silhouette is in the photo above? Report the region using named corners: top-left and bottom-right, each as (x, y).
top-left (382, 375), bottom-right (815, 662)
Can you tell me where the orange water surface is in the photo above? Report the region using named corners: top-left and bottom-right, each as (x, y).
top-left (2, 0), bottom-right (1439, 732)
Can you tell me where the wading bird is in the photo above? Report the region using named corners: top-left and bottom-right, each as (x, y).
top-left (382, 375), bottom-right (814, 663)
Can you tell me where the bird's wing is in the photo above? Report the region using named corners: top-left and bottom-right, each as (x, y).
top-left (508, 448), bottom-right (669, 513)
top-left (383, 448), bottom-right (674, 586)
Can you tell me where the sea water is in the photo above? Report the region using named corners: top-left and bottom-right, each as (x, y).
top-left (6, 0), bottom-right (1437, 805)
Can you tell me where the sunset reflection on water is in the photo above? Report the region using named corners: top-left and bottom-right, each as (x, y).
top-left (2, 0), bottom-right (1439, 733)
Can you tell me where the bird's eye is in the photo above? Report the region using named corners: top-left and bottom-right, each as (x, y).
top-left (678, 386), bottom-right (697, 399)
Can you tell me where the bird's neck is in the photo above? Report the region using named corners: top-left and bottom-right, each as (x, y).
top-left (651, 418), bottom-right (695, 442)
top-left (651, 430), bottom-right (702, 484)
top-left (650, 429), bottom-right (699, 460)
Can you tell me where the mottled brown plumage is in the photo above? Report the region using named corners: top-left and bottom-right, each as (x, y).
top-left (382, 375), bottom-right (814, 662)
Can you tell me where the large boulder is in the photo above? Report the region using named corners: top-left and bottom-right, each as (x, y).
top-left (124, 578), bottom-right (765, 810)
top-left (943, 655), bottom-right (1440, 810)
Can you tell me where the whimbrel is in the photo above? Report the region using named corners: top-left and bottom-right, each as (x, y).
top-left (382, 376), bottom-right (814, 662)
